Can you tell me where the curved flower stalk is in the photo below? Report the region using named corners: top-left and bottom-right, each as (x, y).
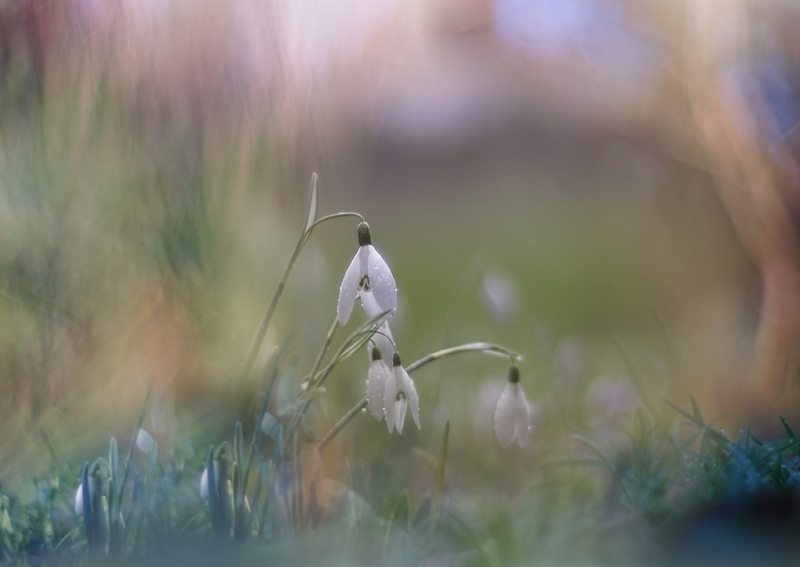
top-left (384, 352), bottom-right (420, 434)
top-left (337, 222), bottom-right (397, 326)
top-left (494, 365), bottom-right (532, 448)
top-left (370, 320), bottom-right (395, 365)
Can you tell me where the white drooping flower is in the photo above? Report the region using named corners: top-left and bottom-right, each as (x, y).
top-left (337, 222), bottom-right (397, 326)
top-left (74, 477), bottom-right (95, 516)
top-left (384, 352), bottom-right (420, 434)
top-left (366, 347), bottom-right (391, 420)
top-left (494, 365), bottom-right (532, 448)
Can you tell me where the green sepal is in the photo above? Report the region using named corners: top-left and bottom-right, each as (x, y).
top-left (357, 222), bottom-right (372, 246)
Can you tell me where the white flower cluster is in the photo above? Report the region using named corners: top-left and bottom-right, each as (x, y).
top-left (338, 221), bottom-right (533, 448)
top-left (337, 222), bottom-right (420, 434)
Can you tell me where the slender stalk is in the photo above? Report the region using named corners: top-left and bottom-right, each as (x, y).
top-left (239, 211), bottom-right (364, 388)
top-left (286, 324), bottom-right (380, 440)
top-left (307, 212), bottom-right (365, 232)
top-left (119, 386), bottom-right (151, 506)
top-left (286, 309), bottom-right (390, 441)
top-left (109, 384), bottom-right (153, 543)
top-left (317, 399), bottom-right (368, 451)
top-left (311, 328), bottom-right (376, 390)
top-left (301, 318), bottom-right (339, 391)
top-left (405, 342), bottom-right (520, 373)
top-left (317, 342), bottom-right (519, 450)
top-left (429, 420), bottom-right (450, 544)
top-left (241, 352), bottom-right (284, 512)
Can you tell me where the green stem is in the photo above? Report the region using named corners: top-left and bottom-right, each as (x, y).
top-left (239, 211), bottom-right (363, 387)
top-left (317, 398), bottom-right (368, 451)
top-left (405, 342), bottom-right (520, 373)
top-left (286, 324), bottom-right (380, 441)
top-left (301, 318), bottom-right (339, 391)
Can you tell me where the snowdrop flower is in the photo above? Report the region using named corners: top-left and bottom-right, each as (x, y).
top-left (494, 365), bottom-right (532, 448)
top-left (74, 477), bottom-right (95, 516)
top-left (337, 222), bottom-right (397, 325)
top-left (135, 428), bottom-right (157, 458)
top-left (384, 352), bottom-right (420, 434)
top-left (200, 461), bottom-right (220, 500)
top-left (366, 347), bottom-right (391, 420)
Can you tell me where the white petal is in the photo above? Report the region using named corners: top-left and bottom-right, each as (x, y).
top-left (494, 383), bottom-right (518, 448)
top-left (200, 468), bottom-right (209, 499)
top-left (384, 371), bottom-right (397, 433)
top-left (359, 245), bottom-right (370, 278)
top-left (337, 251), bottom-right (361, 325)
top-left (393, 398), bottom-right (408, 434)
top-left (514, 386), bottom-right (531, 449)
top-left (366, 361), bottom-right (389, 420)
top-left (366, 245), bottom-right (397, 318)
top-left (360, 289), bottom-right (383, 320)
top-left (75, 484), bottom-right (84, 516)
top-left (402, 368), bottom-right (421, 430)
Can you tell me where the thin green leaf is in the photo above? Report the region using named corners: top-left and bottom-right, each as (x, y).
top-left (304, 173), bottom-right (319, 232)
top-left (689, 396), bottom-right (703, 424)
top-left (612, 340), bottom-right (656, 419)
top-left (781, 417), bottom-right (797, 440)
top-left (429, 420), bottom-right (450, 544)
top-left (572, 433), bottom-right (617, 475)
top-left (666, 400), bottom-right (695, 423)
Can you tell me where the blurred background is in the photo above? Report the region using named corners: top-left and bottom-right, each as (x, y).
top-left (2, 0), bottom-right (800, 493)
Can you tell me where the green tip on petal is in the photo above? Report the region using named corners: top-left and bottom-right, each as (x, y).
top-left (392, 352), bottom-right (402, 367)
top-left (357, 222), bottom-right (372, 246)
top-left (507, 364), bottom-right (520, 384)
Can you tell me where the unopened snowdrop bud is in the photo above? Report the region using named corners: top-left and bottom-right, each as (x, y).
top-left (366, 347), bottom-right (390, 420)
top-left (494, 364), bottom-right (532, 448)
top-left (74, 477), bottom-right (95, 516)
top-left (74, 485), bottom-right (83, 516)
top-left (199, 462), bottom-right (220, 500)
top-left (337, 222), bottom-right (397, 325)
top-left (384, 352), bottom-right (420, 434)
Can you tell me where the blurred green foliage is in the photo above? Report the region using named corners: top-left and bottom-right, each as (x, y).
top-left (0, 2), bottom-right (784, 564)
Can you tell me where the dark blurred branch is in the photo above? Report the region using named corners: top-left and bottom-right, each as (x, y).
top-left (684, 0), bottom-right (800, 400)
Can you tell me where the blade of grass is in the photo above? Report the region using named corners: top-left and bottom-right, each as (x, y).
top-left (429, 420), bottom-right (450, 544)
top-left (780, 417), bottom-right (797, 440)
